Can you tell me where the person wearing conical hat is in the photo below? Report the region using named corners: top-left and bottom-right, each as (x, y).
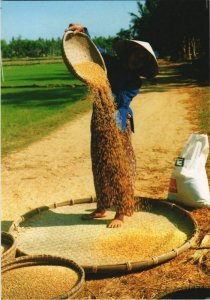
top-left (67, 24), bottom-right (158, 228)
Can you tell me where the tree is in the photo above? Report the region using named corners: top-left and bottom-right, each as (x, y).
top-left (1, 39), bottom-right (12, 58)
top-left (128, 0), bottom-right (209, 60)
top-left (1, 37), bottom-right (63, 58)
top-left (117, 28), bottom-right (134, 40)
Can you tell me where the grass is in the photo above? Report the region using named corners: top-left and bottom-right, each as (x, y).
top-left (2, 62), bottom-right (83, 87)
top-left (2, 60), bottom-right (90, 156)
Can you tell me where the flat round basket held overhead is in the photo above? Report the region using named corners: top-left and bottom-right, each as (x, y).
top-left (62, 30), bottom-right (107, 83)
top-left (9, 197), bottom-right (198, 275)
top-left (1, 231), bottom-right (17, 264)
top-left (158, 286), bottom-right (210, 299)
top-left (1, 255), bottom-right (85, 300)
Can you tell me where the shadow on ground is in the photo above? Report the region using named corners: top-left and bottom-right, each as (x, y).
top-left (141, 61), bottom-right (209, 94)
top-left (1, 86), bottom-right (87, 108)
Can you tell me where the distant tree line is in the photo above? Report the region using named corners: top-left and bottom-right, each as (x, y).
top-left (1, 36), bottom-right (115, 59)
top-left (1, 37), bottom-right (62, 58)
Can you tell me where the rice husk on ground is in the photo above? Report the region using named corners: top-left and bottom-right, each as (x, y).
top-left (2, 265), bottom-right (78, 299)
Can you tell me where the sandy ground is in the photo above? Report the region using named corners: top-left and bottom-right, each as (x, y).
top-left (2, 89), bottom-right (193, 228)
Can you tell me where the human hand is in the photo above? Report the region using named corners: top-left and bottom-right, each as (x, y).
top-left (65, 23), bottom-right (87, 33)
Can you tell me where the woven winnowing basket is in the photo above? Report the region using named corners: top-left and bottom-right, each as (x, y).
top-left (62, 31), bottom-right (107, 83)
top-left (1, 231), bottom-right (17, 265)
top-left (2, 255), bottom-right (85, 299)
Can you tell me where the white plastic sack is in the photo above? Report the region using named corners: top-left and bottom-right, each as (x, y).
top-left (168, 134), bottom-right (210, 208)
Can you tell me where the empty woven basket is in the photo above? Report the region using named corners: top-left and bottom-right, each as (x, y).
top-left (62, 30), bottom-right (106, 83)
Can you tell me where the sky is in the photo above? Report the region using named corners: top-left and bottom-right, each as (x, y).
top-left (1, 1), bottom-right (143, 42)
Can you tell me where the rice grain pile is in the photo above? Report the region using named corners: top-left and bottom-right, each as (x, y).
top-left (2, 265), bottom-right (78, 299)
top-left (73, 61), bottom-right (136, 215)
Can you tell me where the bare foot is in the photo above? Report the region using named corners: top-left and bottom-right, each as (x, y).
top-left (107, 212), bottom-right (124, 228)
top-left (107, 219), bottom-right (123, 228)
top-left (81, 209), bottom-right (106, 220)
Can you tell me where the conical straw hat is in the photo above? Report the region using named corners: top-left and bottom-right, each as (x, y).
top-left (62, 31), bottom-right (107, 83)
top-left (114, 39), bottom-right (158, 78)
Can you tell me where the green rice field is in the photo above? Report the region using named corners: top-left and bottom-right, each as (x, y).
top-left (2, 62), bottom-right (83, 87)
top-left (2, 59), bottom-right (90, 156)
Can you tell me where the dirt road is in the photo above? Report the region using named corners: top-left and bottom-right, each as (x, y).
top-left (2, 62), bottom-right (195, 229)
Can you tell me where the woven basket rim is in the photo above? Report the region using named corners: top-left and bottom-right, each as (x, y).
top-left (2, 254), bottom-right (85, 299)
top-left (9, 197), bottom-right (198, 275)
top-left (158, 285), bottom-right (210, 299)
top-left (62, 31), bottom-right (107, 84)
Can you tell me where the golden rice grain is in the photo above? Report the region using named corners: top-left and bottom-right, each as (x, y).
top-left (2, 265), bottom-right (78, 299)
top-left (94, 230), bottom-right (186, 262)
top-left (73, 62), bottom-right (109, 88)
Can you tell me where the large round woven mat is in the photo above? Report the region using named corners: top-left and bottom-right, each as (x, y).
top-left (10, 198), bottom-right (197, 274)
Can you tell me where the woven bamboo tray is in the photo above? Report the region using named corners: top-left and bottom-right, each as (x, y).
top-left (62, 31), bottom-right (107, 84)
top-left (1, 231), bottom-right (17, 265)
top-left (159, 286), bottom-right (210, 299)
top-left (2, 255), bottom-right (85, 299)
top-left (9, 197), bottom-right (198, 275)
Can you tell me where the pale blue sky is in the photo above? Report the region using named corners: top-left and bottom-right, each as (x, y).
top-left (1, 1), bottom-right (143, 41)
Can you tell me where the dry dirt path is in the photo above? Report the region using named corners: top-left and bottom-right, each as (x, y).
top-left (2, 62), bottom-right (195, 230)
